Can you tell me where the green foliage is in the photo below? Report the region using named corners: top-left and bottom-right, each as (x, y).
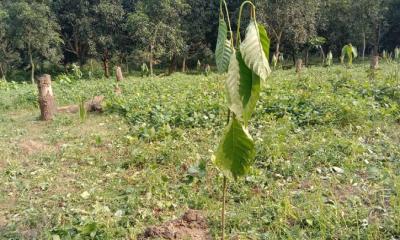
top-left (226, 52), bottom-right (261, 126)
top-left (215, 18), bottom-right (233, 73)
top-left (197, 60), bottom-right (202, 72)
top-left (395, 47), bottom-right (400, 60)
top-left (55, 74), bottom-right (74, 85)
top-left (79, 98), bottom-right (87, 122)
top-left (326, 51), bottom-right (333, 66)
top-left (341, 44), bottom-right (357, 65)
top-left (141, 63), bottom-right (149, 77)
top-left (239, 21), bottom-right (271, 81)
top-left (72, 64), bottom-right (83, 79)
top-left (215, 118), bottom-right (255, 179)
top-left (1, 64), bottom-right (400, 239)
top-left (204, 64), bottom-right (211, 76)
top-left (216, 3), bottom-right (271, 180)
top-left (127, 0), bottom-right (190, 71)
top-left (6, 1), bottom-right (63, 82)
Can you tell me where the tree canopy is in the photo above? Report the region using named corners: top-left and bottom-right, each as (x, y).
top-left (0, 0), bottom-right (399, 80)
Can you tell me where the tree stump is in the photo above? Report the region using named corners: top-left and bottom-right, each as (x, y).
top-left (37, 74), bottom-right (56, 121)
top-left (370, 55), bottom-right (379, 70)
top-left (295, 59), bottom-right (303, 73)
top-left (57, 96), bottom-right (105, 114)
top-left (114, 84), bottom-right (122, 95)
top-left (116, 66), bottom-right (124, 82)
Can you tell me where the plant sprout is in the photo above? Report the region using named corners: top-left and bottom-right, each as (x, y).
top-left (279, 54), bottom-right (284, 65)
top-left (341, 43), bottom-right (357, 65)
top-left (215, 0), bottom-right (234, 73)
top-left (214, 0), bottom-right (271, 239)
top-left (383, 50), bottom-right (388, 60)
top-left (272, 54), bottom-right (278, 68)
top-left (395, 47), bottom-right (400, 60)
top-left (326, 51), bottom-right (333, 66)
top-left (141, 63), bottom-right (149, 77)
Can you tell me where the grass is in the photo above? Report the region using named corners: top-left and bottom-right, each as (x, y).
top-left (0, 63), bottom-right (399, 239)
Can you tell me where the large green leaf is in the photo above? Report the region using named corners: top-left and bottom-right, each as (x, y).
top-left (239, 21), bottom-right (271, 80)
top-left (258, 24), bottom-right (270, 61)
top-left (215, 117), bottom-right (255, 179)
top-left (225, 52), bottom-right (261, 125)
top-left (215, 18), bottom-right (233, 73)
top-left (225, 51), bottom-right (242, 118)
top-left (352, 46), bottom-right (358, 58)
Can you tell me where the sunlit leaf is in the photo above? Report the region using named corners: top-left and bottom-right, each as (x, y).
top-left (240, 21), bottom-right (271, 80)
top-left (225, 52), bottom-right (261, 125)
top-left (215, 117), bottom-right (255, 179)
top-left (215, 18), bottom-right (233, 73)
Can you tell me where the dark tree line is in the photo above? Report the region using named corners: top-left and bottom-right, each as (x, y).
top-left (0, 0), bottom-right (399, 80)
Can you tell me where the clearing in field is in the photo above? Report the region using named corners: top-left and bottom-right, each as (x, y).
top-left (1, 64), bottom-right (399, 239)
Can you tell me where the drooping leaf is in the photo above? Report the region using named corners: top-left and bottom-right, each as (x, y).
top-left (225, 50), bottom-right (241, 117)
top-left (237, 52), bottom-right (261, 125)
top-left (225, 52), bottom-right (261, 125)
top-left (341, 44), bottom-right (357, 65)
top-left (272, 54), bottom-right (278, 68)
top-left (215, 18), bottom-right (233, 73)
top-left (258, 24), bottom-right (270, 61)
top-left (239, 21), bottom-right (271, 80)
top-left (352, 46), bottom-right (358, 59)
top-left (215, 117), bottom-right (255, 180)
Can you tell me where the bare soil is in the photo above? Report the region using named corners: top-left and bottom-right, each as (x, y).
top-left (138, 210), bottom-right (212, 240)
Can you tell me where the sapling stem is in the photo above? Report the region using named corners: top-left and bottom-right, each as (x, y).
top-left (221, 0), bottom-right (234, 47)
top-left (222, 107), bottom-right (230, 239)
top-left (221, 175), bottom-right (228, 240)
top-left (236, 1), bottom-right (256, 47)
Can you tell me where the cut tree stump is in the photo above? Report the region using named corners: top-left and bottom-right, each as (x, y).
top-left (296, 59), bottom-right (303, 73)
top-left (114, 84), bottom-right (122, 95)
top-left (57, 96), bottom-right (104, 114)
top-left (370, 55), bottom-right (379, 70)
top-left (116, 66), bottom-right (124, 82)
top-left (37, 74), bottom-right (56, 121)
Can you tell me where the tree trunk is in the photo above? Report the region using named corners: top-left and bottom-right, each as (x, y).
top-left (103, 59), bottom-right (109, 78)
top-left (116, 66), bottom-right (124, 82)
top-left (182, 57), bottom-right (186, 73)
top-left (275, 41), bottom-right (280, 57)
top-left (150, 44), bottom-right (154, 76)
top-left (168, 54), bottom-right (177, 75)
top-left (296, 59), bottom-right (303, 73)
top-left (37, 74), bottom-right (56, 121)
top-left (28, 43), bottom-right (35, 84)
top-left (274, 32), bottom-right (282, 57)
top-left (362, 31), bottom-right (366, 61)
top-left (305, 48), bottom-right (310, 67)
top-left (125, 58), bottom-right (129, 74)
top-left (292, 49), bottom-right (296, 65)
top-left (0, 64), bottom-right (5, 81)
top-left (320, 46), bottom-right (325, 64)
top-left (373, 24), bottom-right (381, 56)
top-left (102, 50), bottom-right (110, 78)
top-left (370, 55), bottom-right (379, 70)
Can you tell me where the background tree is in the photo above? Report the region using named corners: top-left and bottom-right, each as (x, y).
top-left (52, 0), bottom-right (95, 65)
top-left (6, 0), bottom-right (62, 83)
top-left (182, 0), bottom-right (217, 71)
top-left (351, 0), bottom-right (389, 58)
top-left (127, 0), bottom-right (189, 75)
top-left (0, 5), bottom-right (19, 80)
top-left (91, 0), bottom-right (125, 78)
top-left (256, 0), bottom-right (321, 63)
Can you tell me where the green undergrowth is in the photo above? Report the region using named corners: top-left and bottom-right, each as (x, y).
top-left (0, 63), bottom-right (399, 239)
